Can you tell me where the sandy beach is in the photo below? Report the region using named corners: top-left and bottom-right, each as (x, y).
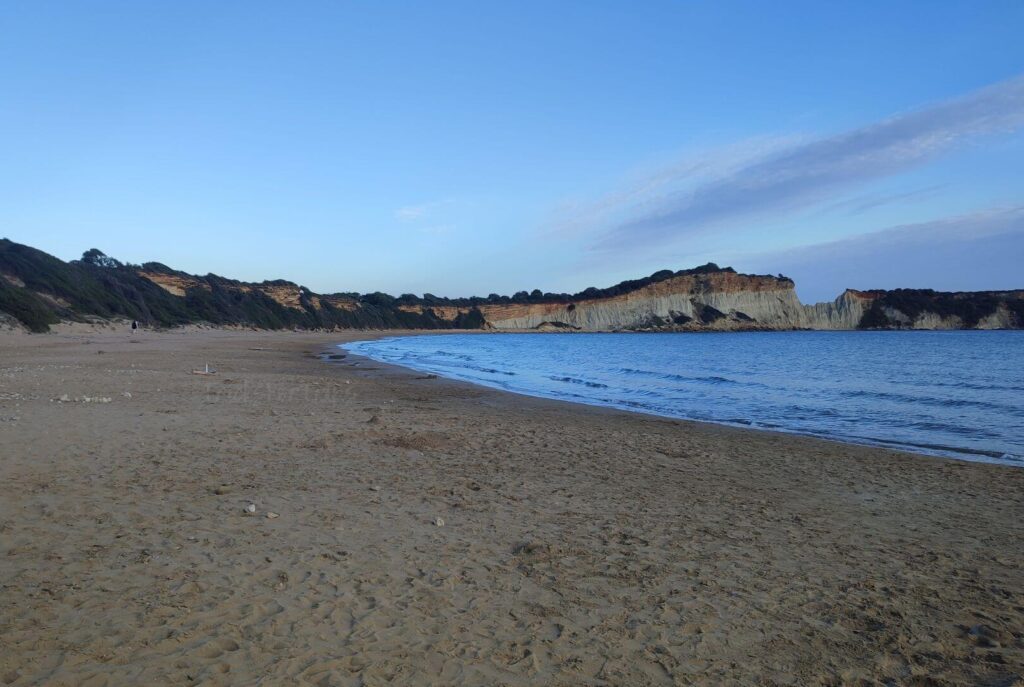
top-left (1, 328), bottom-right (1022, 686)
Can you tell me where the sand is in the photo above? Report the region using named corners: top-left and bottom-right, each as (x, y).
top-left (0, 328), bottom-right (1022, 686)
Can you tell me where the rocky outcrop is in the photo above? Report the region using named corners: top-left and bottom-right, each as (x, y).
top-left (800, 290), bottom-right (875, 330)
top-left (849, 289), bottom-right (1024, 331)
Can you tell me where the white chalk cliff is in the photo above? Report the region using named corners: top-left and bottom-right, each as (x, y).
top-left (421, 271), bottom-right (1024, 332)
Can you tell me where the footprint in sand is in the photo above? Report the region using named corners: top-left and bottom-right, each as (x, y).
top-left (197, 637), bottom-right (241, 659)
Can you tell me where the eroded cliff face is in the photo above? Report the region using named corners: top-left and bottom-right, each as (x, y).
top-left (398, 280), bottom-right (1024, 332)
top-left (139, 271), bottom-right (208, 297)
top-left (69, 263), bottom-right (1024, 332)
top-left (801, 290), bottom-right (874, 330)
top-left (478, 272), bottom-right (807, 331)
top-left (416, 276), bottom-right (870, 332)
top-left (141, 271), bottom-right (361, 312)
top-left (977, 304), bottom-right (1022, 329)
top-left (2, 238), bottom-right (1020, 332)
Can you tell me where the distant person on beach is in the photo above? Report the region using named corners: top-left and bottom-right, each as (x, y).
top-left (131, 320), bottom-right (138, 335)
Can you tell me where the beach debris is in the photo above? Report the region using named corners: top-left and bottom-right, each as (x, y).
top-left (244, 503), bottom-right (257, 514)
top-left (967, 624), bottom-right (1002, 647)
top-left (433, 517), bottom-right (445, 527)
top-left (191, 363), bottom-right (216, 376)
top-left (51, 394), bottom-right (112, 404)
top-left (266, 512), bottom-right (280, 519)
top-left (121, 391), bottom-right (132, 398)
top-left (512, 540), bottom-right (548, 556)
top-left (369, 485), bottom-right (381, 492)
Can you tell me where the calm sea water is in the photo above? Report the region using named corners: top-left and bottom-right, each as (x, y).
top-left (343, 331), bottom-right (1024, 465)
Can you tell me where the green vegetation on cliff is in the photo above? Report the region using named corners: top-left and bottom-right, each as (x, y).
top-left (1, 239), bottom-right (1021, 332)
top-left (0, 239), bottom-right (491, 332)
top-left (857, 289), bottom-right (1023, 329)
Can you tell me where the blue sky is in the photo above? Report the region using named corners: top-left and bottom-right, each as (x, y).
top-left (1, 1), bottom-right (1022, 302)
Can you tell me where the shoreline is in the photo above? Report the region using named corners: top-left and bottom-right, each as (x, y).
top-left (8, 318), bottom-right (1024, 337)
top-left (338, 332), bottom-right (1022, 468)
top-left (1, 328), bottom-right (1022, 685)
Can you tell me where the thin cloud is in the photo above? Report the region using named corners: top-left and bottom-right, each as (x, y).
top-left (741, 205), bottom-right (1024, 301)
top-left (779, 205), bottom-right (1024, 257)
top-left (582, 75), bottom-right (1024, 252)
top-left (819, 185), bottom-right (946, 217)
top-left (418, 224), bottom-right (456, 236)
top-left (548, 135), bottom-right (800, 237)
top-left (394, 198), bottom-right (454, 222)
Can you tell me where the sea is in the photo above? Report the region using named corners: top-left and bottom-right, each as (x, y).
top-left (343, 331), bottom-right (1024, 466)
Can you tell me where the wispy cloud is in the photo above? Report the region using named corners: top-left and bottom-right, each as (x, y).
top-left (572, 75), bottom-right (1024, 252)
top-left (779, 205), bottom-right (1024, 256)
top-left (549, 135), bottom-right (801, 237)
top-left (818, 185), bottom-right (946, 217)
top-left (395, 198), bottom-right (454, 222)
top-left (741, 205), bottom-right (1024, 301)
top-left (418, 223), bottom-right (456, 236)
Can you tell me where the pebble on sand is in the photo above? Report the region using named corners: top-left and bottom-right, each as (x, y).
top-left (245, 503), bottom-right (256, 514)
top-left (433, 517), bottom-right (445, 527)
top-left (266, 512), bottom-right (280, 519)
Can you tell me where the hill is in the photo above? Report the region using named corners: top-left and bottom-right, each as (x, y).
top-left (1, 239), bottom-right (1021, 332)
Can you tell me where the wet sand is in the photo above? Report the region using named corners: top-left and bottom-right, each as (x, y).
top-left (1, 328), bottom-right (1022, 686)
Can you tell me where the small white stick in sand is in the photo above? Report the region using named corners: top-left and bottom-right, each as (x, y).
top-left (191, 363), bottom-right (216, 376)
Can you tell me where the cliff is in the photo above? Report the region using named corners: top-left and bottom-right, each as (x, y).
top-left (426, 280), bottom-right (1024, 332)
top-left (1, 239), bottom-right (1021, 332)
top-left (471, 271), bottom-right (807, 331)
